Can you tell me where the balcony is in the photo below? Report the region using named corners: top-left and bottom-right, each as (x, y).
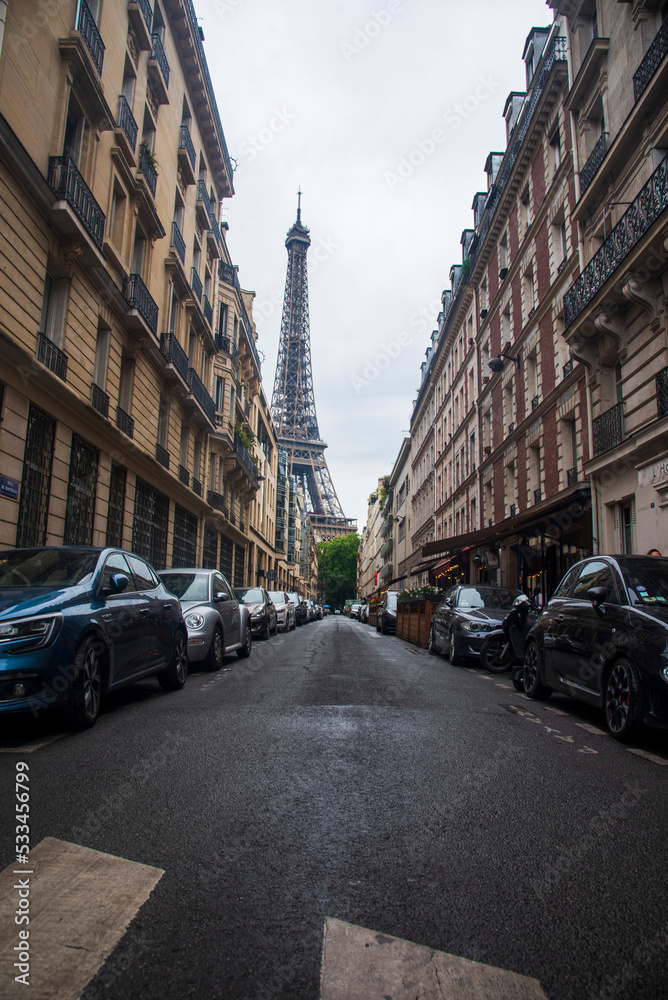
top-left (187, 368), bottom-right (216, 425)
top-left (656, 366), bottom-right (668, 419)
top-left (116, 407), bottom-right (134, 438)
top-left (177, 125), bottom-right (196, 186)
top-left (579, 132), bottom-right (607, 197)
top-left (148, 33), bottom-right (170, 103)
top-left (234, 435), bottom-right (260, 487)
top-left (191, 267), bottom-right (202, 302)
top-left (155, 443), bottom-right (170, 469)
top-left (567, 466), bottom-right (578, 487)
top-left (207, 490), bottom-right (228, 516)
top-left (207, 216), bottom-right (221, 258)
top-left (76, 0), bottom-right (104, 75)
top-left (123, 273), bottom-right (158, 335)
top-left (509, 504), bottom-right (517, 517)
top-left (531, 395), bottom-right (540, 411)
top-left (159, 332), bottom-right (188, 382)
top-left (380, 537), bottom-right (393, 559)
top-left (137, 144), bottom-right (157, 198)
top-left (91, 383), bottom-right (109, 417)
top-left (592, 402), bottom-right (624, 457)
top-left (533, 489), bottom-right (542, 504)
top-left (563, 359), bottom-right (574, 378)
top-left (218, 260), bottom-right (239, 292)
top-left (192, 477), bottom-right (202, 497)
top-left (633, 18), bottom-right (668, 102)
top-left (116, 95), bottom-right (138, 155)
top-left (215, 334), bottom-right (231, 353)
top-left (203, 295), bottom-right (213, 327)
top-left (564, 155), bottom-right (668, 329)
top-left (195, 180), bottom-right (212, 230)
top-left (178, 465), bottom-right (189, 487)
top-left (37, 333), bottom-right (68, 381)
top-left (127, 0), bottom-right (152, 50)
top-left (47, 156), bottom-right (106, 256)
top-left (171, 221), bottom-right (186, 264)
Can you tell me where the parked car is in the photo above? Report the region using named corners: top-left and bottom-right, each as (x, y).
top-left (267, 590), bottom-right (296, 632)
top-left (234, 586), bottom-right (277, 639)
top-left (314, 603), bottom-right (324, 620)
top-left (304, 599), bottom-right (316, 622)
top-left (286, 592), bottom-right (307, 626)
top-left (359, 603), bottom-right (369, 624)
top-left (376, 591), bottom-right (399, 634)
top-left (349, 602), bottom-right (362, 620)
top-left (429, 584), bottom-right (524, 664)
top-left (158, 568), bottom-right (251, 669)
top-left (0, 546), bottom-right (188, 729)
top-left (523, 555), bottom-right (668, 740)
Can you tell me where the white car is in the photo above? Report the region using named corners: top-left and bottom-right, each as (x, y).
top-left (267, 590), bottom-right (296, 632)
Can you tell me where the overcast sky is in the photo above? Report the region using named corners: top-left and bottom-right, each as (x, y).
top-left (199, 0), bottom-right (553, 530)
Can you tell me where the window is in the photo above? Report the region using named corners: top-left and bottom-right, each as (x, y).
top-left (121, 65), bottom-right (136, 107)
top-left (39, 272), bottom-right (69, 348)
top-left (521, 186), bottom-right (531, 230)
top-left (218, 303), bottom-right (228, 339)
top-left (619, 499), bottom-right (635, 554)
top-left (523, 266), bottom-right (536, 316)
top-left (214, 376), bottom-right (225, 411)
top-left (550, 129), bottom-right (561, 172)
top-left (193, 440), bottom-right (201, 483)
top-left (100, 552), bottom-right (135, 592)
top-left (106, 462), bottom-right (127, 548)
top-left (127, 553), bottom-right (159, 590)
top-left (118, 356), bottom-right (135, 415)
top-left (16, 406), bottom-right (56, 548)
top-left (93, 322), bottom-right (110, 389)
top-left (179, 426), bottom-right (190, 470)
top-left (157, 398), bottom-right (170, 449)
top-left (63, 435), bottom-right (99, 546)
top-left (501, 303), bottom-right (511, 343)
top-left (63, 95), bottom-right (86, 166)
top-left (572, 560), bottom-right (616, 601)
top-left (499, 232), bottom-right (508, 271)
top-left (132, 230), bottom-right (146, 277)
top-left (131, 479), bottom-right (169, 570)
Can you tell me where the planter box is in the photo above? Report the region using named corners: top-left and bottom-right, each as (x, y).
top-left (397, 598), bottom-right (442, 648)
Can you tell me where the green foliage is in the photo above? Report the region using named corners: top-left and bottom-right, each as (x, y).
top-left (398, 585), bottom-right (444, 600)
top-left (234, 422), bottom-right (260, 472)
top-left (318, 532), bottom-right (359, 608)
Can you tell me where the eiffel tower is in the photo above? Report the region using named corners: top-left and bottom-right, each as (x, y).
top-left (271, 194), bottom-right (356, 542)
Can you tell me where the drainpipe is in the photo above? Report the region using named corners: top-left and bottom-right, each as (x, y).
top-left (0, 0), bottom-right (7, 62)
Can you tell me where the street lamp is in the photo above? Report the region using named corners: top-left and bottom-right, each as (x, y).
top-left (488, 351), bottom-right (521, 373)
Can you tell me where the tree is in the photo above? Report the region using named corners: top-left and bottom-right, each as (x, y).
top-left (318, 532), bottom-right (359, 609)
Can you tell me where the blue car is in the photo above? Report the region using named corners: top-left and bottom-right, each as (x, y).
top-left (0, 547), bottom-right (189, 729)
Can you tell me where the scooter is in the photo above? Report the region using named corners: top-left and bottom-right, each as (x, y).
top-left (479, 595), bottom-right (538, 688)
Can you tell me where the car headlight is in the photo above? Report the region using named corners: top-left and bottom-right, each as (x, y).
top-left (185, 613), bottom-right (205, 629)
top-left (460, 621), bottom-right (493, 632)
top-left (251, 611), bottom-right (263, 619)
top-left (0, 613), bottom-right (63, 650)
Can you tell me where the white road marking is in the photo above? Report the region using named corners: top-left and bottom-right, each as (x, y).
top-left (465, 668), bottom-right (477, 674)
top-left (542, 705), bottom-right (570, 716)
top-left (626, 748), bottom-right (668, 766)
top-left (495, 682), bottom-right (512, 689)
top-left (479, 675), bottom-right (494, 681)
top-left (574, 723), bottom-right (607, 736)
top-left (320, 917), bottom-right (548, 999)
top-left (0, 837), bottom-right (163, 999)
top-left (0, 734), bottom-right (66, 754)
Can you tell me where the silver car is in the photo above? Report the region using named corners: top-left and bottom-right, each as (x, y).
top-left (158, 568), bottom-right (252, 670)
top-left (267, 590), bottom-right (296, 632)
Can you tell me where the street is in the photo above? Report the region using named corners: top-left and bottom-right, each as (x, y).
top-left (1, 614), bottom-right (667, 1000)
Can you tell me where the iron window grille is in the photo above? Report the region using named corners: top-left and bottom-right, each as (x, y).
top-left (172, 505), bottom-right (197, 567)
top-left (656, 366), bottom-right (668, 419)
top-left (116, 407), bottom-right (134, 438)
top-left (203, 523), bottom-right (218, 568)
top-left (63, 435), bottom-right (99, 545)
top-left (132, 477), bottom-right (169, 569)
top-left (592, 402), bottom-right (624, 456)
top-left (234, 544), bottom-right (245, 588)
top-left (219, 536), bottom-right (233, 579)
top-left (91, 383), bottom-right (109, 417)
top-left (106, 461), bottom-right (127, 548)
top-left (567, 466), bottom-right (578, 486)
top-left (16, 406), bottom-right (56, 548)
top-left (37, 332), bottom-right (68, 381)
top-left (155, 443), bottom-right (170, 469)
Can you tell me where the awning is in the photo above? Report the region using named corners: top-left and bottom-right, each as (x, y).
top-left (431, 547), bottom-right (471, 573)
top-left (421, 486), bottom-right (591, 558)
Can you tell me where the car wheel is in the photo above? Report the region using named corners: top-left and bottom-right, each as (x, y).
top-left (449, 627), bottom-right (463, 666)
top-left (237, 622), bottom-right (252, 658)
top-left (512, 676), bottom-right (524, 692)
top-left (604, 658), bottom-right (642, 741)
top-left (205, 626), bottom-right (224, 671)
top-left (481, 637), bottom-right (512, 673)
top-left (272, 620), bottom-right (278, 636)
top-left (291, 618), bottom-right (296, 631)
top-left (67, 635), bottom-right (104, 730)
top-left (428, 626), bottom-right (438, 656)
top-left (158, 632), bottom-right (188, 690)
top-left (262, 617), bottom-right (271, 640)
top-left (523, 641), bottom-right (551, 699)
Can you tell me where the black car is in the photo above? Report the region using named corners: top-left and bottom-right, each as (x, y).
top-left (523, 555), bottom-right (668, 740)
top-left (286, 592), bottom-right (307, 627)
top-left (234, 586), bottom-right (277, 639)
top-left (429, 584), bottom-right (524, 664)
top-left (376, 591), bottom-right (398, 634)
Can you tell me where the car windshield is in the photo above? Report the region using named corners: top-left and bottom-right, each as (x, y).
top-left (0, 548), bottom-right (100, 589)
top-left (235, 588), bottom-right (264, 604)
top-left (457, 587), bottom-right (520, 609)
top-left (267, 592), bottom-right (285, 604)
top-left (621, 559), bottom-right (668, 606)
top-left (160, 573), bottom-right (209, 601)
top-left (386, 593), bottom-right (397, 610)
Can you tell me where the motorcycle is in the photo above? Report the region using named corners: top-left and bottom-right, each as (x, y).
top-left (479, 595), bottom-right (538, 688)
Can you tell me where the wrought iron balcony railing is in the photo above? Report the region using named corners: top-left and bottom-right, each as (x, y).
top-left (160, 333), bottom-right (188, 381)
top-left (171, 221), bottom-right (185, 264)
top-left (203, 295), bottom-right (213, 326)
top-left (215, 334), bottom-right (231, 353)
top-left (196, 179), bottom-right (212, 218)
top-left (579, 131), bottom-right (607, 196)
top-left (633, 18), bottom-right (668, 102)
top-left (155, 443), bottom-right (170, 469)
top-left (47, 156), bottom-right (106, 251)
top-left (37, 333), bottom-right (68, 381)
top-left (534, 489), bottom-right (542, 504)
top-left (190, 267), bottom-right (202, 302)
top-left (218, 260), bottom-right (239, 291)
top-left (531, 395), bottom-right (540, 410)
top-left (191, 477), bottom-right (202, 497)
top-left (209, 215), bottom-right (221, 246)
top-left (567, 466), bottom-right (578, 486)
top-left (178, 124), bottom-right (196, 171)
top-left (657, 366), bottom-right (668, 419)
top-left (77, 0), bottom-right (105, 75)
top-left (138, 144), bottom-right (157, 197)
top-left (563, 358), bottom-right (575, 377)
top-left (123, 273), bottom-right (158, 334)
top-left (187, 368), bottom-right (216, 423)
top-left (178, 464), bottom-right (189, 486)
top-left (468, 36), bottom-right (567, 271)
top-left (509, 504), bottom-right (517, 517)
top-left (132, 0), bottom-right (152, 32)
top-left (564, 155), bottom-right (668, 329)
top-left (592, 401), bottom-right (624, 456)
top-left (207, 490), bottom-right (228, 516)
top-left (150, 33), bottom-right (170, 88)
top-left (116, 407), bottom-right (134, 438)
top-left (91, 383), bottom-right (109, 417)
top-left (117, 95), bottom-right (138, 152)
top-left (234, 435), bottom-right (259, 484)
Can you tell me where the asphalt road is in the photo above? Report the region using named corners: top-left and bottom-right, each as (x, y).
top-left (1, 614), bottom-right (667, 999)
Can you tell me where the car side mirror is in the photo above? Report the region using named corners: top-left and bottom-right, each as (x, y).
top-left (214, 591), bottom-right (227, 603)
top-left (587, 586), bottom-right (607, 616)
top-left (444, 597), bottom-right (454, 607)
top-left (105, 573), bottom-right (129, 596)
